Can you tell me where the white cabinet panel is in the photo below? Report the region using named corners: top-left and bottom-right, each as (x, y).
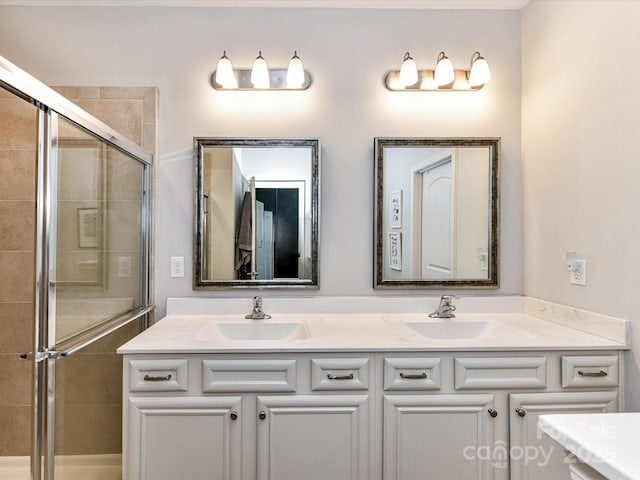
top-left (256, 395), bottom-right (370, 480)
top-left (126, 396), bottom-right (242, 480)
top-left (509, 391), bottom-right (618, 480)
top-left (384, 394), bottom-right (496, 480)
top-left (455, 357), bottom-right (546, 390)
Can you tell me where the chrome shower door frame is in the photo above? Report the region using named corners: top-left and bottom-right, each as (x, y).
top-left (0, 54), bottom-right (154, 480)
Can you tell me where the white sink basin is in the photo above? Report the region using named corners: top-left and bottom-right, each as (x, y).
top-left (405, 321), bottom-right (489, 339)
top-left (213, 322), bottom-right (309, 341)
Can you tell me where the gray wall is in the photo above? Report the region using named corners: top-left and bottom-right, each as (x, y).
top-left (0, 6), bottom-right (522, 316)
top-left (522, 0), bottom-right (640, 410)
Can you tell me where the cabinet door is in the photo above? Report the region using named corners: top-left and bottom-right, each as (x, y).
top-left (256, 395), bottom-right (370, 480)
top-left (126, 396), bottom-right (242, 480)
top-left (509, 391), bottom-right (618, 480)
top-left (384, 394), bottom-right (496, 480)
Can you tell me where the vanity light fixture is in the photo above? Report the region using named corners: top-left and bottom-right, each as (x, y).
top-left (286, 51), bottom-right (305, 88)
top-left (211, 50), bottom-right (312, 91)
top-left (215, 51), bottom-right (236, 89)
top-left (434, 51), bottom-right (455, 86)
top-left (251, 51), bottom-right (270, 88)
top-left (468, 51), bottom-right (491, 87)
top-left (398, 52), bottom-right (419, 87)
top-left (384, 50), bottom-right (491, 92)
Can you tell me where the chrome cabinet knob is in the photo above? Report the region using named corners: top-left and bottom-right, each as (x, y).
top-left (230, 411), bottom-right (238, 421)
top-left (515, 407), bottom-right (526, 417)
top-left (488, 408), bottom-right (498, 418)
top-left (259, 410), bottom-right (267, 420)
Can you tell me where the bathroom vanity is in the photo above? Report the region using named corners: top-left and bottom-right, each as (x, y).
top-left (118, 297), bottom-right (629, 480)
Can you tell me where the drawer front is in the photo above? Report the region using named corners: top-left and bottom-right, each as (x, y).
top-left (202, 359), bottom-right (297, 392)
top-left (383, 357), bottom-right (441, 391)
top-left (562, 355), bottom-right (619, 388)
top-left (311, 358), bottom-right (369, 391)
top-left (455, 357), bottom-right (546, 390)
top-left (128, 359), bottom-right (189, 392)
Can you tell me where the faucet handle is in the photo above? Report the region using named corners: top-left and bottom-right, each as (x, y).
top-left (440, 294), bottom-right (459, 303)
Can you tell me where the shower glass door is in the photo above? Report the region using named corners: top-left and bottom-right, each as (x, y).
top-left (54, 116), bottom-right (144, 341)
top-left (50, 116), bottom-right (147, 479)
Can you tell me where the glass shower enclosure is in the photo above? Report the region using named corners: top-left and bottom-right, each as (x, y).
top-left (0, 55), bottom-right (154, 480)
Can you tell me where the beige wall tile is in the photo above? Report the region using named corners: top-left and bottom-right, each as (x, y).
top-left (63, 354), bottom-right (122, 404)
top-left (0, 98), bottom-right (38, 150)
top-left (0, 252), bottom-right (34, 302)
top-left (99, 87), bottom-right (148, 100)
top-left (58, 403), bottom-right (121, 455)
top-left (0, 405), bottom-right (31, 456)
top-left (0, 200), bottom-right (35, 251)
top-left (0, 354), bottom-right (31, 405)
top-left (0, 302), bottom-right (33, 353)
top-left (142, 88), bottom-right (158, 123)
top-left (107, 201), bottom-right (141, 251)
top-left (0, 150), bottom-right (37, 200)
top-left (74, 99), bottom-right (143, 146)
top-left (52, 86), bottom-right (101, 99)
top-left (142, 122), bottom-right (156, 154)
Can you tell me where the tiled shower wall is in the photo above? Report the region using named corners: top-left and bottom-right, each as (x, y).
top-left (0, 88), bottom-right (38, 456)
top-left (0, 85), bottom-right (157, 457)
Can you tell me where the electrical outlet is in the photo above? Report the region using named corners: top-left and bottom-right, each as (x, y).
top-left (117, 256), bottom-right (132, 278)
top-left (569, 259), bottom-right (587, 286)
top-left (171, 256), bottom-right (185, 278)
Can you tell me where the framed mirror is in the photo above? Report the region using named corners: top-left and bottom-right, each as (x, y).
top-left (194, 138), bottom-right (319, 289)
top-left (374, 137), bottom-right (499, 289)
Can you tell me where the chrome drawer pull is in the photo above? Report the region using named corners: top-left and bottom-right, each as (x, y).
top-left (578, 370), bottom-right (607, 377)
top-left (327, 373), bottom-right (354, 380)
top-left (143, 374), bottom-right (172, 382)
top-left (399, 372), bottom-right (427, 380)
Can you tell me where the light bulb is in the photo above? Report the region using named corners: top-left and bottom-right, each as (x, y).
top-left (469, 52), bottom-right (491, 87)
top-left (286, 51), bottom-right (305, 88)
top-left (251, 51), bottom-right (270, 89)
top-left (434, 51), bottom-right (455, 86)
top-left (215, 51), bottom-right (235, 88)
top-left (398, 52), bottom-right (419, 87)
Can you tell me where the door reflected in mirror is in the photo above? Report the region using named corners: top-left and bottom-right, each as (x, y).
top-left (374, 138), bottom-right (499, 288)
top-left (194, 138), bottom-right (319, 289)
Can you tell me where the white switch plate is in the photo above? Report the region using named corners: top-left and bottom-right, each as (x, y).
top-left (171, 256), bottom-right (185, 278)
top-left (569, 259), bottom-right (587, 286)
top-left (117, 256), bottom-right (132, 278)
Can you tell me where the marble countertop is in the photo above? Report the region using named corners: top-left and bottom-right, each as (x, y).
top-left (539, 413), bottom-right (640, 480)
top-left (118, 311), bottom-right (628, 354)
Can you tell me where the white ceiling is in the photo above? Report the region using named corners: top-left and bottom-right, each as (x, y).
top-left (0, 0), bottom-right (531, 9)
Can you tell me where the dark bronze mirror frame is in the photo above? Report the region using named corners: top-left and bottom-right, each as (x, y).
top-left (374, 137), bottom-right (500, 289)
top-left (193, 137), bottom-right (320, 289)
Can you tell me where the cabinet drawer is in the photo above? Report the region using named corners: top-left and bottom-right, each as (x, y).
top-left (311, 358), bottom-right (369, 391)
top-left (202, 359), bottom-right (297, 392)
top-left (455, 357), bottom-right (546, 390)
top-left (383, 357), bottom-right (441, 391)
top-left (562, 356), bottom-right (618, 388)
top-left (128, 359), bottom-right (189, 392)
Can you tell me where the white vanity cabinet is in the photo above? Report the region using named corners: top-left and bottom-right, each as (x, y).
top-left (122, 350), bottom-right (622, 480)
top-left (374, 351), bottom-right (622, 480)
top-left (122, 354), bottom-right (373, 480)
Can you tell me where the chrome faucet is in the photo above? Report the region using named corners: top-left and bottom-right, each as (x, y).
top-left (429, 295), bottom-right (458, 318)
top-left (245, 296), bottom-right (271, 320)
